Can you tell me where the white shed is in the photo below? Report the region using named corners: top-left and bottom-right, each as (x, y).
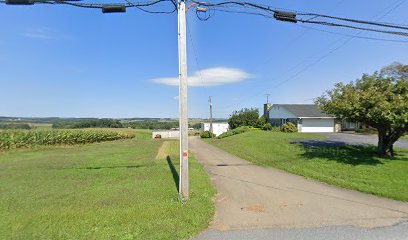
top-left (201, 122), bottom-right (229, 136)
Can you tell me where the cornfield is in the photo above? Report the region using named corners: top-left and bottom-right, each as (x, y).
top-left (0, 129), bottom-right (133, 150)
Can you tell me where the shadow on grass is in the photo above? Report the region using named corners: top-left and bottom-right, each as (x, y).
top-left (166, 155), bottom-right (179, 191)
top-left (298, 144), bottom-right (385, 166)
top-left (80, 165), bottom-right (143, 170)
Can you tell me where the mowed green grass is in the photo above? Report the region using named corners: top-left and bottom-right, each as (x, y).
top-left (0, 139), bottom-right (215, 240)
top-left (206, 131), bottom-right (408, 201)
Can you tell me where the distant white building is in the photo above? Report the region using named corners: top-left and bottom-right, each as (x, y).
top-left (201, 122), bottom-right (229, 136)
top-left (152, 130), bottom-right (179, 139)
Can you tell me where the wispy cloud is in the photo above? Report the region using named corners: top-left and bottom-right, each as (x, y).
top-left (150, 67), bottom-right (253, 87)
top-left (22, 27), bottom-right (53, 40)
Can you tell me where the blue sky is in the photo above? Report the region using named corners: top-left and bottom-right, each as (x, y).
top-left (0, 0), bottom-right (407, 119)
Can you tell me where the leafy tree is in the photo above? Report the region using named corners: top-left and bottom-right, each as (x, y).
top-left (228, 108), bottom-right (260, 129)
top-left (316, 63), bottom-right (408, 157)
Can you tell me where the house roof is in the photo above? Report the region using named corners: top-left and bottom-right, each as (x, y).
top-left (274, 104), bottom-right (333, 118)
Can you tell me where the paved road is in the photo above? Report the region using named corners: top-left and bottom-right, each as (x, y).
top-left (196, 223), bottom-right (408, 240)
top-left (189, 137), bottom-right (408, 240)
top-left (294, 133), bottom-right (408, 149)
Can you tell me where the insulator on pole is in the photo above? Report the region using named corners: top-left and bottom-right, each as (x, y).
top-left (102, 5), bottom-right (126, 13)
top-left (274, 11), bottom-right (297, 23)
top-left (5, 0), bottom-right (34, 5)
top-left (196, 6), bottom-right (207, 12)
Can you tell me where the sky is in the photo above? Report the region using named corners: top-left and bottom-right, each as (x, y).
top-left (0, 0), bottom-right (407, 119)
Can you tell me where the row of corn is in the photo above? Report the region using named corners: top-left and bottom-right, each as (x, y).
top-left (0, 129), bottom-right (133, 150)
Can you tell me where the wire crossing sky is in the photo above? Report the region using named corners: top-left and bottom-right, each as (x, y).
top-left (0, 0), bottom-right (407, 118)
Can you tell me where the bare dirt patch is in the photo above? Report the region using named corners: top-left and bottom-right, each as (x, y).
top-left (155, 141), bottom-right (170, 160)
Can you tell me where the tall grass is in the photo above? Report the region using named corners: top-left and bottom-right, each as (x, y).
top-left (0, 129), bottom-right (133, 150)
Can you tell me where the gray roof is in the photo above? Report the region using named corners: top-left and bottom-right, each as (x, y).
top-left (274, 104), bottom-right (333, 118)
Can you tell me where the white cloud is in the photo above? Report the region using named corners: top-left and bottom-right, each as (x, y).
top-left (22, 27), bottom-right (52, 40)
top-left (150, 67), bottom-right (253, 87)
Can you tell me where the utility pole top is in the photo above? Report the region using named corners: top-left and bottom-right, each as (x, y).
top-left (265, 94), bottom-right (271, 104)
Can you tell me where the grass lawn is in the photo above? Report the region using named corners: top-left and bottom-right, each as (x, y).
top-left (0, 139), bottom-right (215, 240)
top-left (206, 131), bottom-right (408, 201)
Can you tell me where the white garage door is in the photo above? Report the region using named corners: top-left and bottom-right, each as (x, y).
top-left (301, 119), bottom-right (334, 133)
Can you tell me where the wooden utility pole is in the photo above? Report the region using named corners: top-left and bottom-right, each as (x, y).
top-left (178, 0), bottom-right (189, 201)
top-left (209, 96), bottom-right (213, 137)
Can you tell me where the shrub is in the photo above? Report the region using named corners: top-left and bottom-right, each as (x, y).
top-left (0, 129), bottom-right (132, 150)
top-left (271, 126), bottom-right (281, 132)
top-left (262, 123), bottom-right (273, 131)
top-left (255, 118), bottom-right (266, 128)
top-left (200, 131), bottom-right (214, 138)
top-left (228, 108), bottom-right (260, 129)
top-left (217, 126), bottom-right (258, 139)
top-left (281, 122), bottom-right (297, 133)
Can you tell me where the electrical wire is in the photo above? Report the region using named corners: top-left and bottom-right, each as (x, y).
top-left (215, 0), bottom-right (408, 111)
top-left (298, 25), bottom-right (408, 43)
top-left (186, 19), bottom-right (206, 87)
top-left (124, 0), bottom-right (176, 13)
top-left (299, 19), bottom-right (408, 37)
top-left (192, 0), bottom-right (408, 37)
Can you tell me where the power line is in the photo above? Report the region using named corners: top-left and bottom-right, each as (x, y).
top-left (191, 0), bottom-right (408, 37)
top-left (186, 19), bottom-right (205, 87)
top-left (298, 25), bottom-right (408, 44)
top-left (216, 0), bottom-right (407, 112)
top-left (299, 19), bottom-right (408, 37)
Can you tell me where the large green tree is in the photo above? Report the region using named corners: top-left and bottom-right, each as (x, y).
top-left (316, 63), bottom-right (408, 157)
top-left (228, 108), bottom-right (263, 129)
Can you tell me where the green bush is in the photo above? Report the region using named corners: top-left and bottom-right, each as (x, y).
top-left (0, 129), bottom-right (132, 150)
top-left (281, 122), bottom-right (297, 133)
top-left (262, 123), bottom-right (273, 131)
top-left (200, 131), bottom-right (215, 138)
top-left (271, 126), bottom-right (281, 132)
top-left (228, 108), bottom-right (260, 129)
top-left (255, 118), bottom-right (266, 128)
top-left (217, 126), bottom-right (258, 139)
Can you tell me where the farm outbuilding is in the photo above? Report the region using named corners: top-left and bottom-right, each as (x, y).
top-left (201, 122), bottom-right (229, 136)
top-left (152, 130), bottom-right (180, 139)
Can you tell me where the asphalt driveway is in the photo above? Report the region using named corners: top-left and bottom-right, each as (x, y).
top-left (294, 133), bottom-right (408, 149)
top-left (189, 137), bottom-right (408, 240)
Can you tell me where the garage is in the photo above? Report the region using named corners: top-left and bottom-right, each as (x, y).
top-left (300, 118), bottom-right (335, 133)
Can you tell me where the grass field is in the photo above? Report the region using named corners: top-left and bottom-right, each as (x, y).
top-left (206, 131), bottom-right (408, 201)
top-left (0, 139), bottom-right (215, 239)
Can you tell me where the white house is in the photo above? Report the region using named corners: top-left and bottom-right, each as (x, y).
top-left (201, 122), bottom-right (229, 136)
top-left (266, 104), bottom-right (340, 133)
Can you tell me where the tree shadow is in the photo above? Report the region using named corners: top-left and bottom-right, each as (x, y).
top-left (298, 144), bottom-right (385, 166)
top-left (166, 155), bottom-right (179, 191)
